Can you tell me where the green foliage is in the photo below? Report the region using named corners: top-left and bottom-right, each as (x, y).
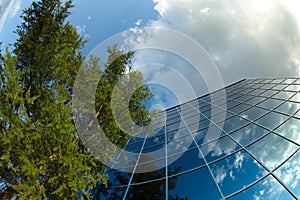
top-left (0, 0), bottom-right (153, 199)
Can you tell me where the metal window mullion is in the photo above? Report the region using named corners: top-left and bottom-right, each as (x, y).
top-left (122, 131), bottom-right (150, 200)
top-left (176, 107), bottom-right (225, 199)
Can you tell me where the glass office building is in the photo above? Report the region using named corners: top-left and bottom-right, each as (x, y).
top-left (97, 78), bottom-right (300, 200)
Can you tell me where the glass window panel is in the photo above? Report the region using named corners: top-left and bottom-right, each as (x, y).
top-left (229, 175), bottom-right (294, 200)
top-left (203, 136), bottom-right (240, 163)
top-left (261, 84), bottom-right (276, 89)
top-left (247, 133), bottom-right (298, 171)
top-left (275, 101), bottom-right (300, 116)
top-left (107, 170), bottom-right (132, 187)
top-left (274, 118), bottom-right (300, 145)
top-left (257, 98), bottom-right (284, 110)
top-left (246, 96), bottom-right (267, 105)
top-left (168, 167), bottom-right (221, 200)
top-left (284, 84), bottom-right (300, 92)
top-left (193, 125), bottom-right (226, 146)
top-left (294, 79), bottom-right (300, 84)
top-left (229, 103), bottom-right (252, 115)
top-left (226, 100), bottom-right (241, 109)
top-left (166, 120), bottom-right (183, 133)
top-left (248, 89), bottom-right (265, 96)
top-left (255, 112), bottom-right (288, 130)
top-left (274, 150), bottom-right (300, 197)
top-left (289, 93), bottom-right (300, 103)
top-left (271, 84), bottom-right (287, 90)
top-left (125, 141), bottom-right (144, 152)
top-left (282, 79), bottom-right (296, 84)
top-left (135, 157), bottom-right (166, 175)
top-left (273, 91), bottom-right (296, 101)
top-left (125, 179), bottom-right (166, 199)
top-left (168, 148), bottom-right (205, 174)
top-left (259, 90), bottom-right (278, 98)
top-left (187, 118), bottom-right (211, 133)
top-left (293, 107), bottom-right (300, 118)
top-left (182, 113), bottom-right (202, 125)
top-left (230, 124), bottom-right (269, 147)
top-left (234, 95), bottom-right (254, 103)
top-left (167, 127), bottom-right (189, 142)
top-left (180, 109), bottom-right (200, 119)
top-left (98, 186), bottom-right (127, 199)
top-left (210, 150), bottom-right (267, 197)
top-left (270, 79), bottom-right (284, 84)
top-left (217, 115), bottom-right (250, 134)
top-left (144, 134), bottom-right (165, 148)
top-left (239, 107), bottom-right (269, 121)
top-left (167, 115), bottom-right (181, 125)
top-left (167, 134), bottom-right (195, 155)
top-left (142, 143), bottom-right (165, 157)
top-left (210, 111), bottom-right (232, 124)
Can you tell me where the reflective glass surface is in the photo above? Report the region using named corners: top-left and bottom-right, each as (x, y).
top-left (99, 78), bottom-right (300, 199)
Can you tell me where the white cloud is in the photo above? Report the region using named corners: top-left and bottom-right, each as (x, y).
top-left (76, 24), bottom-right (86, 35)
top-left (149, 0), bottom-right (300, 87)
top-left (88, 15), bottom-right (92, 20)
top-left (10, 0), bottom-right (20, 18)
top-left (234, 151), bottom-right (244, 169)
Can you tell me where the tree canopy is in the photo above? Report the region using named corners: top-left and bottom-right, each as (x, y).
top-left (0, 0), bottom-right (153, 199)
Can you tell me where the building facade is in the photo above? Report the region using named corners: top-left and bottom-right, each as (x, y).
top-left (98, 78), bottom-right (300, 200)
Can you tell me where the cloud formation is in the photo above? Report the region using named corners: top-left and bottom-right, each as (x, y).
top-left (0, 0), bottom-right (21, 33)
top-left (149, 0), bottom-right (300, 85)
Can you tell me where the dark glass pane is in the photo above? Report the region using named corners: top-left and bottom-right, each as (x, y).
top-left (144, 134), bottom-right (165, 148)
top-left (210, 150), bottom-right (267, 196)
top-left (125, 141), bottom-right (144, 152)
top-left (255, 111), bottom-right (288, 130)
top-left (135, 158), bottom-right (166, 175)
top-left (274, 150), bottom-right (300, 197)
top-left (107, 170), bottom-right (132, 187)
top-left (229, 175), bottom-right (294, 200)
top-left (97, 186), bottom-right (127, 199)
top-left (142, 143), bottom-right (166, 158)
top-left (168, 167), bottom-right (221, 200)
top-left (230, 124), bottom-right (269, 147)
top-left (274, 117), bottom-right (300, 145)
top-left (125, 179), bottom-right (166, 200)
top-left (247, 133), bottom-right (298, 171)
top-left (168, 148), bottom-right (205, 174)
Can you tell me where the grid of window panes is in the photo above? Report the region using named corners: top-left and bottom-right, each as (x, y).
top-left (99, 78), bottom-right (300, 200)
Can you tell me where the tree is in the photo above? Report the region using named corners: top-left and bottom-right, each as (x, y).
top-left (0, 0), bottom-right (153, 199)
